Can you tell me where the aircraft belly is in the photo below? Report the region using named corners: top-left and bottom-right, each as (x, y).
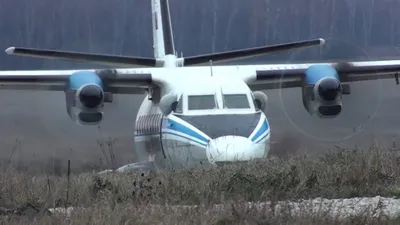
top-left (134, 134), bottom-right (162, 161)
top-left (133, 97), bottom-right (166, 168)
top-left (133, 138), bottom-right (148, 162)
top-left (134, 134), bottom-right (209, 170)
top-left (161, 137), bottom-right (209, 169)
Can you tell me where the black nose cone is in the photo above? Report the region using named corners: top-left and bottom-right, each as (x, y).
top-left (318, 78), bottom-right (341, 101)
top-left (79, 85), bottom-right (104, 108)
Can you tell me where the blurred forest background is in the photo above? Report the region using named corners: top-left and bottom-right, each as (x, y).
top-left (1, 0), bottom-right (399, 69)
top-left (0, 0), bottom-right (399, 173)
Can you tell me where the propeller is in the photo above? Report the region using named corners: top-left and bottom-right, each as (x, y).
top-left (276, 36), bottom-right (383, 144)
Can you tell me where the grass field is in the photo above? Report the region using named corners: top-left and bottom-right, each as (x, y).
top-left (2, 145), bottom-right (400, 224)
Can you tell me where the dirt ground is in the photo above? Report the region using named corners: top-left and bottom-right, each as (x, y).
top-left (0, 77), bottom-right (398, 173)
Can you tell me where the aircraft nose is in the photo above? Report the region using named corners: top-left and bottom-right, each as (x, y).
top-left (206, 135), bottom-right (268, 164)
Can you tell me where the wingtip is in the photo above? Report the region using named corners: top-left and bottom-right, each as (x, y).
top-left (5, 47), bottom-right (15, 54)
top-left (318, 38), bottom-right (326, 45)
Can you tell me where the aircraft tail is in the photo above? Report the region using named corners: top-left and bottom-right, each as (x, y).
top-left (4, 0), bottom-right (325, 68)
top-left (4, 0), bottom-right (177, 68)
top-left (151, 0), bottom-right (175, 58)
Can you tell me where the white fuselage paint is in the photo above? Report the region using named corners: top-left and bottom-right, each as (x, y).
top-left (132, 66), bottom-right (271, 170)
top-left (128, 52), bottom-right (400, 170)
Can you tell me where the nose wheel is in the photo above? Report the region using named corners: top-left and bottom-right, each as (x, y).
top-left (97, 161), bottom-right (155, 174)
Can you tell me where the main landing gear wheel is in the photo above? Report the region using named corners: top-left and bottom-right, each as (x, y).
top-left (97, 161), bottom-right (155, 174)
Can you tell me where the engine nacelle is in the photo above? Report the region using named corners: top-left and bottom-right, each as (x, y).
top-left (65, 71), bottom-right (107, 126)
top-left (252, 91), bottom-right (268, 112)
top-left (159, 92), bottom-right (179, 115)
top-left (301, 65), bottom-right (349, 118)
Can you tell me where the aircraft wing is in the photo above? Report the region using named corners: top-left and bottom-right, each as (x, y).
top-left (0, 69), bottom-right (156, 94)
top-left (239, 60), bottom-right (400, 91)
top-left (5, 47), bottom-right (157, 68)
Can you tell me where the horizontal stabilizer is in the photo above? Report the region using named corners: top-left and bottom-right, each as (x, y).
top-left (183, 38), bottom-right (325, 66)
top-left (5, 47), bottom-right (157, 68)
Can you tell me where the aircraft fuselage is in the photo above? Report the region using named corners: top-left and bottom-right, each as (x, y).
top-left (133, 76), bottom-right (271, 170)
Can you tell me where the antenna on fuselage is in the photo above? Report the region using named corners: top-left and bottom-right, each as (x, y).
top-left (210, 60), bottom-right (213, 77)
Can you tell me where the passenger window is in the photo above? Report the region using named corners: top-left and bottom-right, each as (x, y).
top-left (223, 94), bottom-right (250, 109)
top-left (188, 95), bottom-right (216, 110)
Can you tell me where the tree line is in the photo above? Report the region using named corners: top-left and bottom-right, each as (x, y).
top-left (0, 0), bottom-right (397, 69)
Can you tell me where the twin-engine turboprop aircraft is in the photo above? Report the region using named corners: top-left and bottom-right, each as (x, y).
top-left (1, 0), bottom-right (400, 171)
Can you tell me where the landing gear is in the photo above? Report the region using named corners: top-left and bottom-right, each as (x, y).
top-left (97, 161), bottom-right (155, 174)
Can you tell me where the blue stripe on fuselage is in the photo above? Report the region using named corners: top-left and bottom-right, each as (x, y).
top-left (255, 132), bottom-right (269, 143)
top-left (133, 131), bottom-right (208, 147)
top-left (251, 120), bottom-right (269, 142)
top-left (166, 119), bottom-right (209, 143)
top-left (162, 131), bottom-right (207, 147)
top-left (134, 113), bottom-right (270, 145)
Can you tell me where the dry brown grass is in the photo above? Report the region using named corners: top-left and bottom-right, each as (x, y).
top-left (2, 145), bottom-right (400, 224)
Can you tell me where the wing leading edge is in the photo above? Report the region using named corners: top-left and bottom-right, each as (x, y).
top-left (1, 60), bottom-right (400, 94)
top-left (241, 60), bottom-right (400, 91)
top-left (0, 69), bottom-right (156, 94)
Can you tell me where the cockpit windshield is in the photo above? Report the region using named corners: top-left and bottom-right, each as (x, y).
top-left (223, 94), bottom-right (250, 109)
top-left (188, 94), bottom-right (217, 110)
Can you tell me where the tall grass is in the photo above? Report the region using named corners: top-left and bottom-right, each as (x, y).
top-left (1, 145), bottom-right (400, 224)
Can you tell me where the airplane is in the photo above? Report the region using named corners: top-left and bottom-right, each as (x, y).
top-left (1, 0), bottom-right (400, 172)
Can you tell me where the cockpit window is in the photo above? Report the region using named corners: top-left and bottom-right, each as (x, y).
top-left (188, 95), bottom-right (216, 110)
top-left (223, 94), bottom-right (250, 109)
